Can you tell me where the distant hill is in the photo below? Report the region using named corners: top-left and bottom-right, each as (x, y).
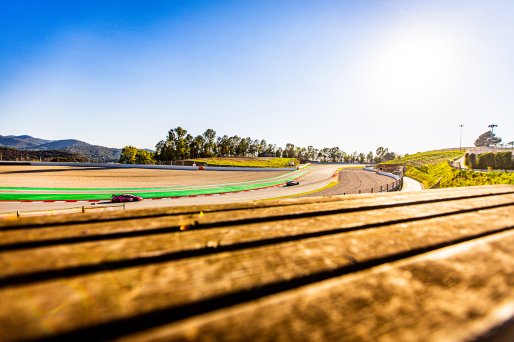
top-left (0, 146), bottom-right (88, 163)
top-left (0, 135), bottom-right (50, 149)
top-left (36, 139), bottom-right (85, 150)
top-left (0, 135), bottom-right (121, 162)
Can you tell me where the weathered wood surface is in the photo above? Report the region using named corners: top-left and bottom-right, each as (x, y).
top-left (0, 185), bottom-right (513, 341)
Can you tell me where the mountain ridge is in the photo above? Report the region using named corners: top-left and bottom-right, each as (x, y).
top-left (0, 134), bottom-right (121, 162)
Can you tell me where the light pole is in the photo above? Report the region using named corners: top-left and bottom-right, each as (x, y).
top-left (488, 124), bottom-right (498, 135)
top-left (459, 124), bottom-right (464, 152)
top-left (488, 124), bottom-right (498, 149)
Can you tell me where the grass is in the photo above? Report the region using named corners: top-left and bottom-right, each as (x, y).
top-left (384, 149), bottom-right (513, 189)
top-left (190, 157), bottom-right (299, 168)
top-left (406, 162), bottom-right (514, 188)
top-left (382, 150), bottom-right (464, 166)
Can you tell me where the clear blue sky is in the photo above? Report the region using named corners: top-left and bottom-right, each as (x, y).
top-left (1, 0), bottom-right (513, 153)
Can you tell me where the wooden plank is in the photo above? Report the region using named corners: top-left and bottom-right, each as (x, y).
top-left (2, 193), bottom-right (514, 281)
top-left (0, 205), bottom-right (512, 341)
top-left (120, 230), bottom-right (514, 342)
top-left (2, 184), bottom-right (513, 229)
top-left (2, 186), bottom-right (514, 247)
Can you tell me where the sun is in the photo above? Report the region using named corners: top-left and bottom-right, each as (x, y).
top-left (367, 27), bottom-right (459, 104)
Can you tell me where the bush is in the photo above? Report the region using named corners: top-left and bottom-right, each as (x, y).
top-left (495, 152), bottom-right (512, 170)
top-left (465, 153), bottom-right (477, 169)
top-left (477, 153), bottom-right (495, 169)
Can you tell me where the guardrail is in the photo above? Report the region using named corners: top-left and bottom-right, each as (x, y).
top-left (342, 179), bottom-right (402, 195)
top-left (0, 203), bottom-right (126, 219)
top-left (362, 167), bottom-right (403, 193)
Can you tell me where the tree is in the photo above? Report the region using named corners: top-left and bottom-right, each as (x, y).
top-left (171, 127), bottom-right (189, 160)
top-left (217, 135), bottom-right (231, 157)
top-left (342, 152), bottom-right (351, 163)
top-left (319, 148), bottom-right (330, 162)
top-left (375, 147), bottom-right (396, 162)
top-left (298, 147), bottom-right (307, 161)
top-left (328, 147), bottom-right (340, 162)
top-left (358, 153), bottom-right (365, 164)
top-left (375, 147), bottom-right (387, 162)
top-left (227, 135), bottom-right (240, 156)
top-left (477, 152), bottom-right (495, 169)
top-left (474, 131), bottom-right (502, 147)
top-left (202, 129), bottom-right (217, 157)
top-left (306, 146), bottom-right (316, 161)
top-left (120, 146), bottom-right (155, 164)
top-left (465, 153), bottom-right (477, 169)
top-left (135, 149), bottom-right (155, 164)
top-left (236, 137), bottom-right (251, 156)
top-left (284, 143), bottom-right (295, 158)
top-left (258, 140), bottom-right (267, 156)
top-left (155, 128), bottom-right (177, 163)
top-left (249, 139), bottom-right (259, 157)
top-left (153, 125), bottom-right (403, 166)
top-left (266, 143), bottom-right (276, 157)
top-left (119, 146), bottom-right (138, 164)
top-left (275, 147), bottom-right (283, 158)
top-left (366, 151), bottom-right (374, 163)
top-left (350, 151), bottom-right (358, 163)
top-left (190, 135), bottom-right (205, 159)
top-left (495, 152), bottom-right (512, 170)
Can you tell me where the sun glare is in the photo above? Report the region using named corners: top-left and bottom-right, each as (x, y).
top-left (368, 28), bottom-right (459, 105)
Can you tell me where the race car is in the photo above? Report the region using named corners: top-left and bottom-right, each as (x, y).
top-left (111, 194), bottom-right (143, 202)
top-left (286, 180), bottom-right (300, 186)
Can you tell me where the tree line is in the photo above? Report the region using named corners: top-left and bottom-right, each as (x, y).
top-left (119, 126), bottom-right (400, 164)
top-left (0, 146), bottom-right (88, 163)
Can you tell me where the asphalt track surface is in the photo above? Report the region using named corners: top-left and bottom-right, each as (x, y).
top-left (304, 169), bottom-right (396, 197)
top-left (0, 165), bottom-right (395, 214)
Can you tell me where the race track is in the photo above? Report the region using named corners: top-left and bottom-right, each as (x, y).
top-left (304, 169), bottom-right (397, 197)
top-left (0, 164), bottom-right (340, 213)
top-left (0, 164), bottom-right (398, 214)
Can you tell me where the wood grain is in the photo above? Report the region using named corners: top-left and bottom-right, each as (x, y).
top-left (0, 185), bottom-right (513, 341)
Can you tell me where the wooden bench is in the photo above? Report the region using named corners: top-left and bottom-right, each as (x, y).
top-left (1, 185), bottom-right (513, 341)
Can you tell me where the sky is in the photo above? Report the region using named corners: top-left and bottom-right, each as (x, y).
top-left (1, 0), bottom-right (513, 154)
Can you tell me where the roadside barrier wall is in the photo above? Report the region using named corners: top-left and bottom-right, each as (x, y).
top-left (4, 161), bottom-right (297, 172)
top-left (362, 167), bottom-right (403, 193)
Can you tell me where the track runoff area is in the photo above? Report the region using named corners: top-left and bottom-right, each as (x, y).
top-left (0, 164), bottom-right (395, 213)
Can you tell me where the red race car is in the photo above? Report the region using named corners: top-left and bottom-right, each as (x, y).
top-left (111, 194), bottom-right (143, 202)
